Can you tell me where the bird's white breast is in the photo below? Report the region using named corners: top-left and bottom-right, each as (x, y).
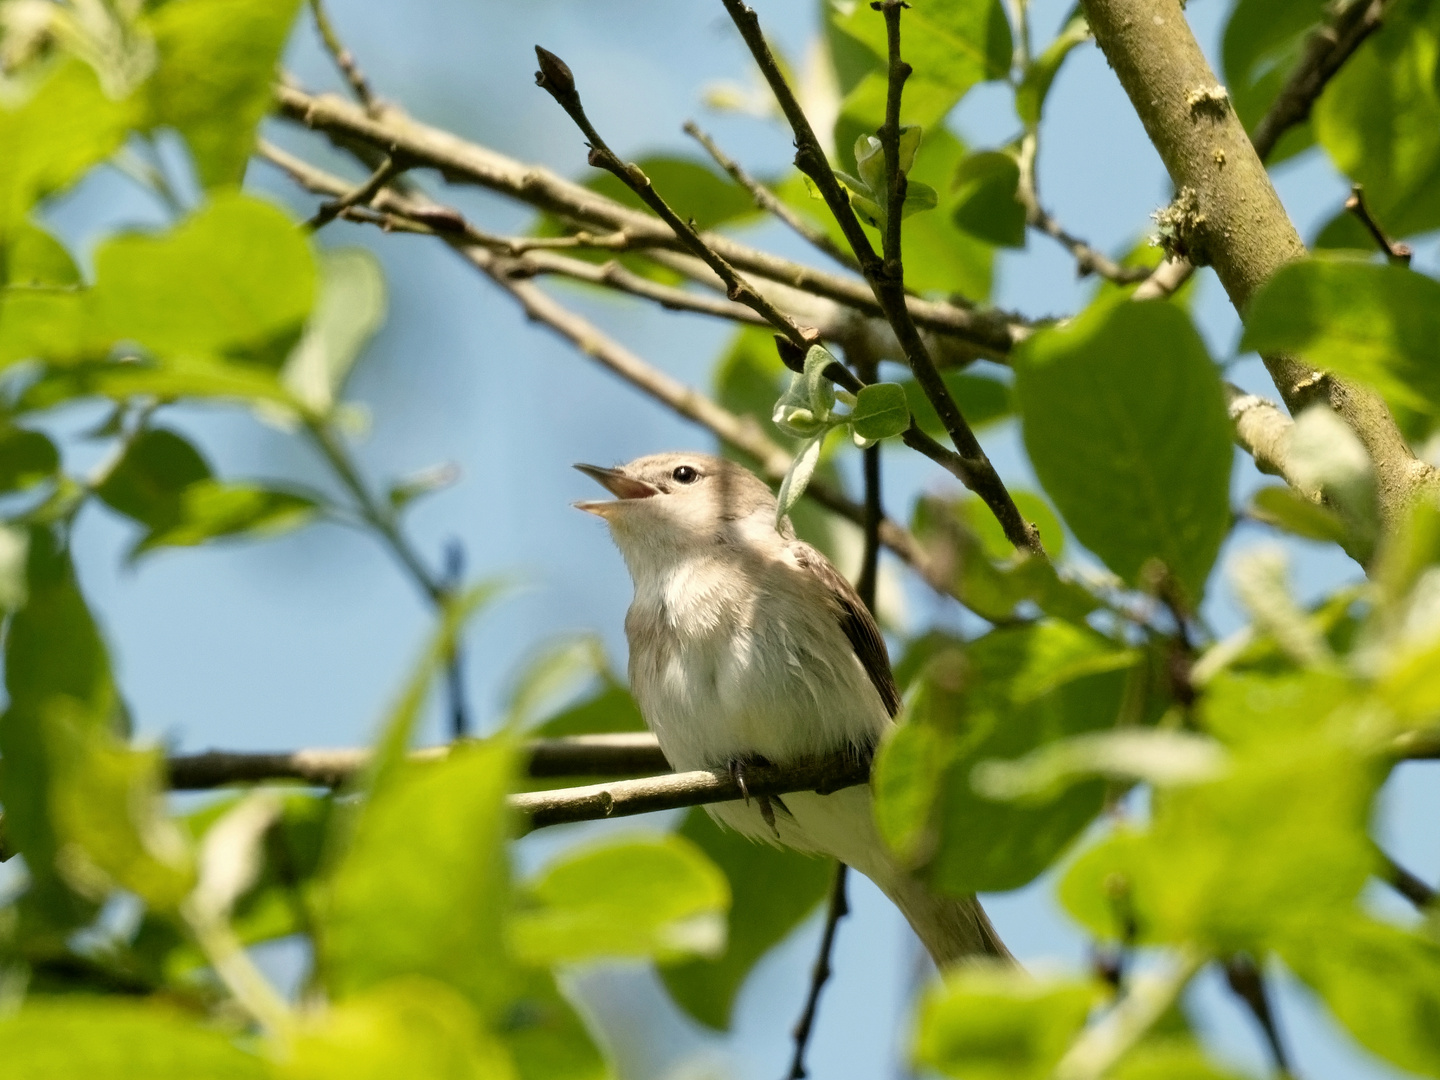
top-left (624, 549), bottom-right (888, 773)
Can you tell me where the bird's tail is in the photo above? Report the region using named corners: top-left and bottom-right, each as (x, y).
top-left (711, 785), bottom-right (1012, 967)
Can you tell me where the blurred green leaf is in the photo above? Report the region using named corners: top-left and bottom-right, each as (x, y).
top-left (1222, 0), bottom-right (1324, 163)
top-left (0, 999), bottom-right (270, 1078)
top-left (1277, 915), bottom-right (1440, 1078)
top-left (959, 489), bottom-right (1065, 561)
top-left (903, 371), bottom-right (1012, 437)
top-left (0, 62), bottom-right (133, 231)
top-left (832, 0), bottom-right (1012, 100)
top-left (1016, 14), bottom-right (1090, 128)
top-left (143, 0), bottom-right (307, 189)
top-left (280, 976), bottom-right (515, 1080)
top-left (137, 480), bottom-right (319, 555)
top-left (1242, 259), bottom-right (1440, 416)
top-left (3, 222), bottom-right (81, 286)
top-left (511, 834), bottom-right (729, 965)
top-left (1015, 299), bottom-right (1232, 601)
top-left (588, 157), bottom-right (761, 232)
top-left (951, 152), bottom-right (1025, 248)
top-left (0, 425), bottom-right (59, 493)
top-left (914, 963), bottom-right (1102, 1080)
top-left (1059, 741), bottom-right (1377, 950)
top-left (1249, 484), bottom-right (1350, 546)
top-left (1315, 10), bottom-right (1440, 237)
top-left (662, 809), bottom-right (831, 1030)
top-left (284, 247), bottom-right (387, 416)
top-left (95, 427), bottom-right (212, 532)
top-left (323, 738), bottom-right (516, 1018)
top-left (502, 968), bottom-right (609, 1080)
top-left (1112, 1039), bottom-right (1248, 1080)
top-left (971, 729), bottom-right (1226, 803)
top-left (852, 382), bottom-right (910, 443)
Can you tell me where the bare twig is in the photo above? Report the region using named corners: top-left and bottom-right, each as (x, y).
top-left (1250, 0), bottom-right (1394, 162)
top-left (685, 120), bottom-right (859, 272)
top-left (1344, 184), bottom-right (1413, 265)
top-left (1223, 956), bottom-right (1293, 1078)
top-left (1376, 846), bottom-right (1437, 910)
top-left (306, 153), bottom-right (404, 230)
top-left (273, 84), bottom-right (1025, 353)
top-left (717, 0), bottom-right (1041, 555)
top-left (441, 540), bottom-right (471, 738)
top-left (785, 863), bottom-right (850, 1080)
top-left (307, 0), bottom-right (376, 111)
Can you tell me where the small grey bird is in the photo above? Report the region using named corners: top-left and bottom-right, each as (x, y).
top-left (576, 451), bottom-right (1009, 966)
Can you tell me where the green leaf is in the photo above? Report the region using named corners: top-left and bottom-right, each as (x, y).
top-left (959, 490), bottom-right (1065, 561)
top-left (1315, 12), bottom-right (1440, 237)
top-left (1015, 299), bottom-right (1232, 601)
top-left (0, 425), bottom-right (59, 493)
top-left (894, 127), bottom-right (993, 299)
top-left (323, 738), bottom-right (516, 1018)
top-left (877, 623), bottom-right (1137, 893)
top-left (94, 192), bottom-right (316, 366)
top-left (0, 62), bottom-right (133, 231)
top-left (775, 431), bottom-right (825, 527)
top-left (511, 834), bottom-right (729, 965)
top-left (1059, 741), bottom-right (1377, 950)
top-left (143, 0), bottom-right (307, 189)
top-left (971, 729), bottom-right (1226, 803)
top-left (535, 684), bottom-right (645, 737)
top-left (1222, 0), bottom-right (1325, 163)
top-left (284, 247), bottom-right (387, 416)
top-left (279, 976), bottom-right (515, 1080)
top-left (661, 809), bottom-right (832, 1030)
top-left (137, 480), bottom-right (318, 555)
top-left (1241, 259), bottom-right (1440, 416)
top-left (95, 428), bottom-right (212, 532)
top-left (1248, 484), bottom-right (1350, 546)
top-left (1277, 915), bottom-right (1440, 1078)
top-left (951, 152), bottom-right (1026, 248)
top-left (3, 222), bottom-right (81, 287)
top-left (1016, 15), bottom-right (1090, 128)
top-left (1111, 1039), bottom-right (1248, 1080)
top-left (914, 964), bottom-right (1102, 1080)
top-left (851, 382), bottom-right (910, 444)
top-left (902, 371), bottom-right (1012, 436)
top-left (0, 999), bottom-right (271, 1078)
top-left (833, 0), bottom-right (1013, 100)
top-left (502, 968), bottom-right (609, 1080)
top-left (587, 156), bottom-right (762, 232)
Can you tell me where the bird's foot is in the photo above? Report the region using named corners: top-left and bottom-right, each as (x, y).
top-left (728, 756), bottom-right (781, 839)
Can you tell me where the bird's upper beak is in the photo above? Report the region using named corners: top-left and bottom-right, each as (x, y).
top-left (573, 463), bottom-right (660, 516)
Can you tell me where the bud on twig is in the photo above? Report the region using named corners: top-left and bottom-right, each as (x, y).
top-left (533, 46), bottom-right (576, 98)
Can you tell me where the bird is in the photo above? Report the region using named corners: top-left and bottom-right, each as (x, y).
top-left (574, 451), bottom-right (1010, 966)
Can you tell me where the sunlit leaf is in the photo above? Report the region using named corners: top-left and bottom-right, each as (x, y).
top-left (284, 247), bottom-right (386, 416)
top-left (951, 151), bottom-right (1025, 248)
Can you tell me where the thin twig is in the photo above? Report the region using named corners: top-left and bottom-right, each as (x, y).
top-left (721, 0), bottom-right (1043, 556)
top-left (1250, 0), bottom-right (1393, 162)
top-left (785, 863), bottom-right (850, 1080)
top-left (684, 120), bottom-right (859, 272)
top-left (1344, 184), bottom-right (1413, 265)
top-left (442, 540), bottom-right (471, 739)
top-left (273, 85), bottom-right (1025, 352)
top-left (308, 0), bottom-right (376, 111)
top-left (1224, 956), bottom-right (1293, 1078)
top-left (1376, 846), bottom-right (1437, 910)
top-left (306, 153), bottom-right (404, 230)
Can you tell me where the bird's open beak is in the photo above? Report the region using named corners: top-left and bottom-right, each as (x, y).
top-left (573, 463), bottom-right (660, 516)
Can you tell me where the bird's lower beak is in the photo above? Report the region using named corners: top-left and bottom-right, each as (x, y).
top-left (573, 463), bottom-right (660, 516)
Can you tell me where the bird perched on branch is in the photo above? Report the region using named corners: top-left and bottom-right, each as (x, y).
top-left (575, 451), bottom-right (1009, 966)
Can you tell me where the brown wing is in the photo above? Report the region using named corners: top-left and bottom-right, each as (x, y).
top-left (792, 543), bottom-right (902, 717)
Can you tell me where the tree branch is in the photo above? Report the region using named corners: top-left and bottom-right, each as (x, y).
top-left (272, 84), bottom-right (1024, 355)
top-left (1080, 0), bottom-right (1434, 532)
top-left (1376, 845), bottom-right (1437, 910)
top-left (786, 863), bottom-right (850, 1080)
top-left (1223, 956), bottom-right (1293, 1078)
top-left (684, 120), bottom-right (860, 273)
top-left (307, 0), bottom-right (376, 112)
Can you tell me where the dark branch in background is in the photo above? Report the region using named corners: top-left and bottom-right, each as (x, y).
top-left (167, 734), bottom-right (672, 789)
top-left (1344, 183), bottom-right (1413, 265)
top-left (442, 540), bottom-right (471, 738)
top-left (684, 120), bottom-right (860, 273)
top-left (533, 46), bottom-right (819, 350)
top-left (1376, 846), bottom-right (1437, 910)
top-left (786, 863), bottom-right (850, 1080)
top-left (1134, 0), bottom-right (1396, 301)
top-left (1250, 0), bottom-right (1394, 162)
top-left (1223, 956), bottom-right (1293, 1078)
top-left (255, 141), bottom-right (972, 607)
top-left (718, 0), bottom-right (1043, 557)
top-left (308, 0), bottom-right (376, 111)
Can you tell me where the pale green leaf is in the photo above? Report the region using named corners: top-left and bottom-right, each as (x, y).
top-left (851, 382), bottom-right (910, 444)
top-left (284, 247), bottom-right (386, 416)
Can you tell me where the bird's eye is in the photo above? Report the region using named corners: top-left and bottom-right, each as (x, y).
top-left (671, 465), bottom-right (699, 484)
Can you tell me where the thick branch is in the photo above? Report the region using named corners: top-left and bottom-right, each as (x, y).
top-left (1081, 0), bottom-right (1433, 530)
top-left (1226, 386), bottom-right (1305, 490)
